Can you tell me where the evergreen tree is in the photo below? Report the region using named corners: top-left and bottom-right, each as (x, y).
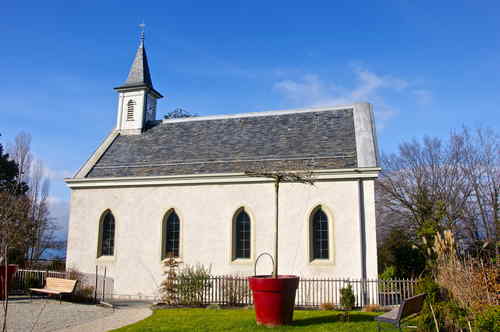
top-left (0, 134), bottom-right (27, 194)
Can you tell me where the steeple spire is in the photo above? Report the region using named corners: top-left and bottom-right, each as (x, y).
top-left (114, 26), bottom-right (163, 135)
top-left (115, 24), bottom-right (162, 98)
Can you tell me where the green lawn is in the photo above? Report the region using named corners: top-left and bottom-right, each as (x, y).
top-left (111, 308), bottom-right (392, 332)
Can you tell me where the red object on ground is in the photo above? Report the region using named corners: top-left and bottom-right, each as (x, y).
top-left (0, 265), bottom-right (18, 300)
top-left (248, 275), bottom-right (300, 326)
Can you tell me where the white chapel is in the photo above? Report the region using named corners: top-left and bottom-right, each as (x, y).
top-left (65, 35), bottom-right (380, 299)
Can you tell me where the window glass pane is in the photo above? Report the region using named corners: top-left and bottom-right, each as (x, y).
top-left (235, 210), bottom-right (251, 259)
top-left (165, 212), bottom-right (180, 257)
top-left (313, 209), bottom-right (329, 259)
top-left (101, 212), bottom-right (115, 256)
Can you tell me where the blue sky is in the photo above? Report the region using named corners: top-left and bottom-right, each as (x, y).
top-left (1, 1), bottom-right (499, 243)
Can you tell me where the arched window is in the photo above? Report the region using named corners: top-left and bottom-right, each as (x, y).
top-left (163, 210), bottom-right (180, 258)
top-left (311, 208), bottom-right (329, 260)
top-left (98, 211), bottom-right (115, 257)
top-left (126, 100), bottom-right (135, 121)
top-left (234, 209), bottom-right (251, 259)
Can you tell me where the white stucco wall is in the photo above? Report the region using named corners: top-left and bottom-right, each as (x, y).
top-left (66, 177), bottom-right (378, 298)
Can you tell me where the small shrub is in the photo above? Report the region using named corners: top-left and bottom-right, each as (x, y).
top-left (440, 300), bottom-right (470, 331)
top-left (66, 268), bottom-right (95, 303)
top-left (416, 276), bottom-right (441, 304)
top-left (415, 277), bottom-right (444, 331)
top-left (73, 285), bottom-right (95, 303)
top-left (176, 264), bottom-right (212, 306)
top-left (379, 266), bottom-right (396, 280)
top-left (159, 254), bottom-right (181, 305)
top-left (475, 306), bottom-right (500, 332)
top-left (339, 284), bottom-right (355, 310)
top-left (319, 302), bottom-right (336, 311)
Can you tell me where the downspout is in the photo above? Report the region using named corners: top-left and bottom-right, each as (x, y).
top-left (358, 178), bottom-right (368, 306)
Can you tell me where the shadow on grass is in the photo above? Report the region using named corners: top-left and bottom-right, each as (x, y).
top-left (291, 312), bottom-right (375, 326)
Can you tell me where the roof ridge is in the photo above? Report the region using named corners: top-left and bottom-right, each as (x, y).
top-left (161, 103), bottom-right (364, 124)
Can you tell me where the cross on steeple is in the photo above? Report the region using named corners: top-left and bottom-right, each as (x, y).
top-left (139, 22), bottom-right (145, 45)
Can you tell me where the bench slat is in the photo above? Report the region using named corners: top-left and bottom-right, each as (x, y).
top-left (46, 278), bottom-right (77, 292)
top-left (29, 288), bottom-right (62, 295)
top-left (30, 277), bottom-right (78, 296)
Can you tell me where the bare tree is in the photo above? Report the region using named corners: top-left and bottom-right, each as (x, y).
top-left (26, 160), bottom-right (56, 266)
top-left (0, 189), bottom-right (31, 332)
top-left (7, 132), bottom-right (32, 186)
top-left (456, 127), bottom-right (499, 255)
top-left (8, 133), bottom-right (58, 267)
top-left (376, 126), bottom-right (499, 255)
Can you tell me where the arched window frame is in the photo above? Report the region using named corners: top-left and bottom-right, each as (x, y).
top-left (126, 99), bottom-right (136, 121)
top-left (97, 210), bottom-right (116, 258)
top-left (161, 209), bottom-right (181, 260)
top-left (231, 207), bottom-right (254, 263)
top-left (308, 205), bottom-right (334, 264)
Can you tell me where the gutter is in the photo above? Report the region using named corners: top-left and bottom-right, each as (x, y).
top-left (358, 178), bottom-right (368, 306)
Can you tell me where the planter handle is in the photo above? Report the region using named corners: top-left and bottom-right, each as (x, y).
top-left (254, 252), bottom-right (275, 276)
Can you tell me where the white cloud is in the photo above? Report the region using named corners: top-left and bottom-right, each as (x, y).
top-left (273, 66), bottom-right (429, 128)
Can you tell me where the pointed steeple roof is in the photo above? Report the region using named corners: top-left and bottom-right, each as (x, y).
top-left (115, 33), bottom-right (163, 97)
top-left (125, 39), bottom-right (153, 87)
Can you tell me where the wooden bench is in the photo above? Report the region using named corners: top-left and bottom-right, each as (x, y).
top-left (29, 277), bottom-right (78, 303)
top-left (375, 293), bottom-right (426, 331)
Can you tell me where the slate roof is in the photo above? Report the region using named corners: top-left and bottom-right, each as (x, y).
top-left (86, 108), bottom-right (359, 178)
top-left (114, 40), bottom-right (162, 97)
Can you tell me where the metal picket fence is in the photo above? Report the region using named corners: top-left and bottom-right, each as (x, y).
top-left (172, 276), bottom-right (417, 307)
top-left (11, 270), bottom-right (417, 307)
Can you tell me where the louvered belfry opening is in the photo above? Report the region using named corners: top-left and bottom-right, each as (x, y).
top-left (126, 100), bottom-right (136, 121)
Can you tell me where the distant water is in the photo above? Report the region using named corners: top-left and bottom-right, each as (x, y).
top-left (41, 248), bottom-right (67, 260)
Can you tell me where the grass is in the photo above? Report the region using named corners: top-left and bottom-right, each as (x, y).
top-left (111, 308), bottom-right (393, 332)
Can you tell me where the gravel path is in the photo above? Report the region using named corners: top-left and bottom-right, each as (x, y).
top-left (0, 297), bottom-right (151, 332)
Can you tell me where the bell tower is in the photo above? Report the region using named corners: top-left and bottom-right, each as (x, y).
top-left (114, 26), bottom-right (163, 135)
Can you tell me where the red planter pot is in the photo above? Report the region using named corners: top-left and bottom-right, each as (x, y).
top-left (248, 275), bottom-right (299, 327)
top-left (0, 265), bottom-right (18, 300)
